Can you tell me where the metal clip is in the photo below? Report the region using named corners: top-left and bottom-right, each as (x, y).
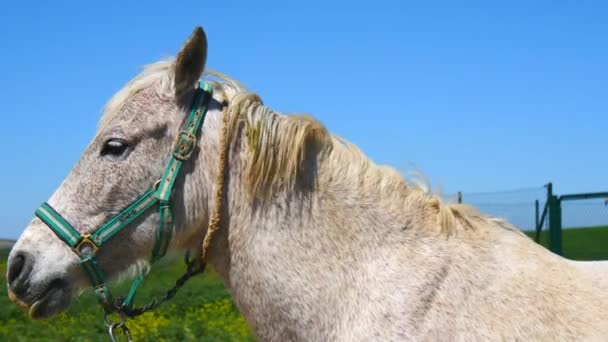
top-left (107, 322), bottom-right (133, 342)
top-left (105, 313), bottom-right (133, 342)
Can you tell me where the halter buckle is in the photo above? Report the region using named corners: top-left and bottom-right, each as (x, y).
top-left (74, 234), bottom-right (99, 256)
top-left (172, 131), bottom-right (197, 161)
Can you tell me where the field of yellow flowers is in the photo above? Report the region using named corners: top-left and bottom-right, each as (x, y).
top-left (0, 248), bottom-right (255, 341)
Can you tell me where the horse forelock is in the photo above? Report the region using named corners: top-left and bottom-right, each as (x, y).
top-left (99, 59), bottom-right (177, 130)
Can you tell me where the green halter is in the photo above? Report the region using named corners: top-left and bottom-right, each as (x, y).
top-left (35, 81), bottom-right (213, 315)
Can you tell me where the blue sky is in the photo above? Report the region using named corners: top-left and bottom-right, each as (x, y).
top-left (1, 1), bottom-right (607, 238)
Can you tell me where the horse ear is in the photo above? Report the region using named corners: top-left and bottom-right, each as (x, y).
top-left (174, 26), bottom-right (208, 99)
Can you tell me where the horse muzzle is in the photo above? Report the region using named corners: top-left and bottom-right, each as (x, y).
top-left (7, 251), bottom-right (72, 319)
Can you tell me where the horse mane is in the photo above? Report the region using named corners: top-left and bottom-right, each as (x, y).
top-left (211, 71), bottom-right (507, 235)
top-left (205, 70), bottom-right (333, 201)
top-left (100, 59), bottom-right (516, 236)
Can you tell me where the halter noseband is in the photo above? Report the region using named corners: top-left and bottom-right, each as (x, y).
top-left (34, 82), bottom-right (213, 316)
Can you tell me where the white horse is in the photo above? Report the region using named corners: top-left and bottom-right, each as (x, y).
top-left (7, 26), bottom-right (608, 341)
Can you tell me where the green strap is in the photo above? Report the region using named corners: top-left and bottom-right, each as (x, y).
top-left (156, 82), bottom-right (213, 202)
top-left (35, 203), bottom-right (82, 248)
top-left (94, 285), bottom-right (114, 313)
top-left (82, 256), bottom-right (115, 312)
top-left (35, 203), bottom-right (112, 309)
top-left (157, 158), bottom-right (183, 203)
top-left (91, 188), bottom-right (159, 245)
top-left (80, 256), bottom-right (106, 286)
top-left (153, 82), bottom-right (212, 259)
top-left (152, 204), bottom-right (173, 260)
top-left (122, 270), bottom-right (147, 309)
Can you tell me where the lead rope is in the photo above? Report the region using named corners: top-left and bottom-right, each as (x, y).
top-left (200, 97), bottom-right (231, 262)
top-left (199, 92), bottom-right (260, 261)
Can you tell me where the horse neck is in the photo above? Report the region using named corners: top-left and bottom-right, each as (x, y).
top-left (206, 134), bottom-right (486, 339)
top-left (190, 115), bottom-right (602, 339)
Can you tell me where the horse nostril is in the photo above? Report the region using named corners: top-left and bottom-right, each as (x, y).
top-left (7, 252), bottom-right (33, 293)
top-left (8, 254), bottom-right (25, 284)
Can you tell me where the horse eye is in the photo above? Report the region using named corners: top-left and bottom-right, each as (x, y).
top-left (101, 139), bottom-right (129, 157)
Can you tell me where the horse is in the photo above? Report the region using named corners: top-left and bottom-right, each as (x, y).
top-left (7, 26), bottom-right (608, 341)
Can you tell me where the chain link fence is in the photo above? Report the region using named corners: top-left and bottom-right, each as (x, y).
top-left (444, 185), bottom-right (608, 259)
top-left (446, 186), bottom-right (608, 232)
top-left (444, 186), bottom-right (547, 232)
top-left (561, 198), bottom-right (608, 229)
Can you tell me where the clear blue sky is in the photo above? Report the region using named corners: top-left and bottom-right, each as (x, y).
top-left (1, 1), bottom-right (607, 238)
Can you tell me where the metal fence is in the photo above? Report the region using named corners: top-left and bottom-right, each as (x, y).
top-left (447, 183), bottom-right (608, 256)
top-left (561, 197), bottom-right (608, 229)
top-left (445, 186), bottom-right (547, 232)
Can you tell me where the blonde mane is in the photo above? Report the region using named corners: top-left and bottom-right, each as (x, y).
top-left (101, 59), bottom-right (511, 236)
top-left (210, 70), bottom-right (505, 235)
top-left (205, 70), bottom-right (332, 201)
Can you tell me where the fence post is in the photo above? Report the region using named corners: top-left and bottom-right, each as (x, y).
top-left (535, 199), bottom-right (539, 231)
top-left (457, 191), bottom-right (462, 204)
top-left (548, 194), bottom-right (563, 255)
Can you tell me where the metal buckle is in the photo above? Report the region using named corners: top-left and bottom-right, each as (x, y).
top-left (172, 131), bottom-right (197, 161)
top-left (74, 234), bottom-right (99, 256)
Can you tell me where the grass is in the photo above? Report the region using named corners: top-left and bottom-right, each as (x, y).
top-left (0, 250), bottom-right (255, 341)
top-left (525, 225), bottom-right (608, 261)
top-left (2, 226), bottom-right (608, 340)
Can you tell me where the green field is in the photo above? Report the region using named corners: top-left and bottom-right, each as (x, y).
top-left (525, 225), bottom-right (608, 260)
top-left (0, 248), bottom-right (255, 341)
top-left (2, 226), bottom-right (608, 341)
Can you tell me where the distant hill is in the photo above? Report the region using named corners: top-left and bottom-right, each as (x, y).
top-left (0, 239), bottom-right (15, 250)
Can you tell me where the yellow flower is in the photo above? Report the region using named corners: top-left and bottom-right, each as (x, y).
top-left (128, 311), bottom-right (170, 340)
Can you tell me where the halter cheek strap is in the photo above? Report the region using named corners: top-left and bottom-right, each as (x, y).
top-left (35, 82), bottom-right (213, 313)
